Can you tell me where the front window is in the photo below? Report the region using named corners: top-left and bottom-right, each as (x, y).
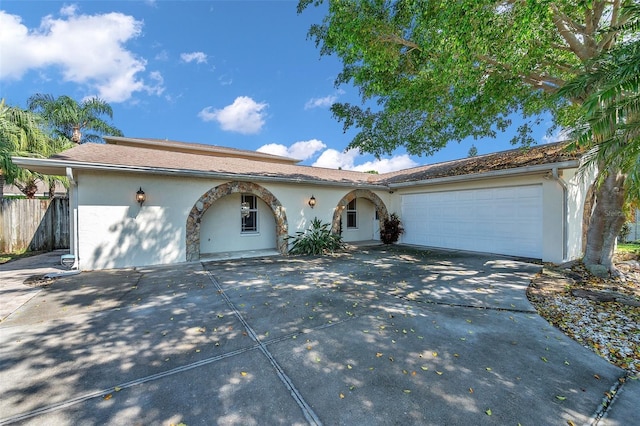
top-left (241, 194), bottom-right (258, 233)
top-left (347, 199), bottom-right (357, 229)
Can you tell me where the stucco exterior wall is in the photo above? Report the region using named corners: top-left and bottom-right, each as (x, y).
top-left (340, 198), bottom-right (378, 242)
top-left (72, 166), bottom-right (586, 270)
top-left (199, 193), bottom-right (276, 254)
top-left (392, 170), bottom-right (584, 263)
top-left (74, 171), bottom-right (392, 270)
top-left (564, 166), bottom-right (597, 260)
top-left (76, 172), bottom-right (199, 270)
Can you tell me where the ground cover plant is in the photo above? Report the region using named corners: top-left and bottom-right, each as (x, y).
top-left (286, 217), bottom-right (345, 255)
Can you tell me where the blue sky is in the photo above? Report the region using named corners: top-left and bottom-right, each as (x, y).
top-left (0, 1), bottom-right (558, 172)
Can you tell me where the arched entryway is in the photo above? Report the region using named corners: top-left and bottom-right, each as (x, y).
top-left (186, 181), bottom-right (288, 261)
top-left (332, 189), bottom-right (389, 240)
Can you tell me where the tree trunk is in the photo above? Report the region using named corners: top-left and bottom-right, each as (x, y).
top-left (24, 182), bottom-right (38, 199)
top-left (583, 170), bottom-right (627, 275)
top-left (15, 179), bottom-right (39, 199)
top-left (72, 126), bottom-right (82, 144)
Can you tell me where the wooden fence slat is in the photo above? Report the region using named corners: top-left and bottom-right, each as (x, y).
top-left (0, 198), bottom-right (70, 253)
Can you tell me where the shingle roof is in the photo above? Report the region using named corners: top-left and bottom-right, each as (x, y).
top-left (104, 136), bottom-right (301, 164)
top-left (382, 142), bottom-right (581, 184)
top-left (51, 142), bottom-right (381, 185)
top-left (32, 138), bottom-right (581, 187)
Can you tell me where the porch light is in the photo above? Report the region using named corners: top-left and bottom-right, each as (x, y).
top-left (136, 187), bottom-right (146, 206)
top-left (308, 195), bottom-right (316, 208)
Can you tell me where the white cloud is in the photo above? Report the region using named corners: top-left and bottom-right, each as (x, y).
top-left (257, 139), bottom-right (327, 161)
top-left (0, 8), bottom-right (160, 103)
top-left (257, 143), bottom-right (289, 158)
top-left (198, 96), bottom-right (268, 134)
top-left (351, 155), bottom-right (418, 173)
top-left (313, 148), bottom-right (360, 169)
top-left (313, 149), bottom-right (417, 173)
top-left (218, 75), bottom-right (233, 86)
top-left (59, 4), bottom-right (77, 16)
top-left (180, 51), bottom-right (207, 64)
top-left (542, 127), bottom-right (570, 144)
top-left (155, 50), bottom-right (169, 61)
top-left (146, 71), bottom-right (165, 96)
top-left (304, 90), bottom-right (344, 110)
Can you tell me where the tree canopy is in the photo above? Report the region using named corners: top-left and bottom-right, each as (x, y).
top-left (28, 94), bottom-right (123, 144)
top-left (0, 100), bottom-right (66, 197)
top-left (560, 3), bottom-right (640, 184)
top-left (299, 0), bottom-right (635, 157)
top-left (300, 0), bottom-right (640, 273)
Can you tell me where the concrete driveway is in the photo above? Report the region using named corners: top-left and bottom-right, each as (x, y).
top-left (0, 246), bottom-right (636, 425)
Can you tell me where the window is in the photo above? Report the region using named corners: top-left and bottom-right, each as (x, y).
top-left (241, 194), bottom-right (258, 233)
top-left (347, 199), bottom-right (357, 229)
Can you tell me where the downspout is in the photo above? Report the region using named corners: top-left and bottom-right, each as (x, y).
top-left (66, 167), bottom-right (80, 270)
top-left (551, 168), bottom-right (569, 261)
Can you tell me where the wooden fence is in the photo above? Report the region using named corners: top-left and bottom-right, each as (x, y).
top-left (0, 198), bottom-right (70, 253)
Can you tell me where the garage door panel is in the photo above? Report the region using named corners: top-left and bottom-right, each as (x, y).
top-left (402, 185), bottom-right (543, 258)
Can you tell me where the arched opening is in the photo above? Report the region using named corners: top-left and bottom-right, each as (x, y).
top-left (332, 189), bottom-right (389, 242)
top-left (186, 181), bottom-right (288, 261)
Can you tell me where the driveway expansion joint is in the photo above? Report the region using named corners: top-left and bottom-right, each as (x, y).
top-left (204, 266), bottom-right (323, 426)
top-left (0, 344), bottom-right (262, 426)
top-left (590, 373), bottom-right (636, 425)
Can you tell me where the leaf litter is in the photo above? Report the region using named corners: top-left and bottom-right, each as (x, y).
top-left (528, 261), bottom-right (640, 373)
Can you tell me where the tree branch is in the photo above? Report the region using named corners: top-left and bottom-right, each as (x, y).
top-left (550, 4), bottom-right (592, 61)
top-left (377, 33), bottom-right (422, 52)
top-left (478, 55), bottom-right (567, 94)
top-left (599, 0), bottom-right (622, 51)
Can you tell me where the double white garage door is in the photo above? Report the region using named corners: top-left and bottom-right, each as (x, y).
top-left (401, 185), bottom-right (543, 259)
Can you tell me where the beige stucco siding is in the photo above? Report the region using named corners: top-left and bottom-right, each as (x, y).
top-left (340, 198), bottom-right (379, 242)
top-left (392, 170), bottom-right (585, 263)
top-left (74, 172), bottom-right (391, 270)
top-left (199, 193), bottom-right (277, 254)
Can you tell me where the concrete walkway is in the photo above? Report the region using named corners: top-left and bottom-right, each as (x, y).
top-left (0, 246), bottom-right (637, 425)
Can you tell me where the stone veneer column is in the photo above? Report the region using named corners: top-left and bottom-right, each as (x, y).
top-left (186, 181), bottom-right (288, 261)
top-left (331, 189), bottom-right (389, 234)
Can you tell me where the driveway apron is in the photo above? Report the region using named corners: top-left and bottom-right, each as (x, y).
top-left (0, 246), bottom-right (632, 425)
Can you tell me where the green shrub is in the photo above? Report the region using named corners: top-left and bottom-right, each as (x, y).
top-left (380, 213), bottom-right (404, 244)
top-left (619, 222), bottom-right (632, 242)
top-left (287, 217), bottom-right (345, 255)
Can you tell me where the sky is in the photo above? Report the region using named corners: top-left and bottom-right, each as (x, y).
top-left (0, 1), bottom-right (559, 173)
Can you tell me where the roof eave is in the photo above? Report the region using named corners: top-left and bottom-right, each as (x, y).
top-left (11, 157), bottom-right (385, 190)
top-left (386, 160), bottom-right (581, 188)
top-left (103, 136), bottom-right (301, 165)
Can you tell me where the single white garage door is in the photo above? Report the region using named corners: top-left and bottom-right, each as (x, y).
top-left (401, 185), bottom-right (543, 258)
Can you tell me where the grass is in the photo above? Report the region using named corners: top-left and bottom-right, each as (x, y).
top-left (0, 250), bottom-right (43, 265)
top-left (617, 242), bottom-right (640, 254)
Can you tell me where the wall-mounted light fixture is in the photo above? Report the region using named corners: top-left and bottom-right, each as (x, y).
top-left (136, 187), bottom-right (146, 206)
top-left (308, 195), bottom-right (317, 208)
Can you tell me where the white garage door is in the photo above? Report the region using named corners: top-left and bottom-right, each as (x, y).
top-left (401, 185), bottom-right (543, 258)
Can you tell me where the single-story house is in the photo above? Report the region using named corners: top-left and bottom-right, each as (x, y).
top-left (13, 136), bottom-right (593, 271)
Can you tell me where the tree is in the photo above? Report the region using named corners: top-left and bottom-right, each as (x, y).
top-left (0, 100), bottom-right (56, 198)
top-left (468, 145), bottom-right (478, 158)
top-left (558, 3), bottom-right (640, 273)
top-left (299, 0), bottom-right (637, 273)
top-left (28, 94), bottom-right (123, 144)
